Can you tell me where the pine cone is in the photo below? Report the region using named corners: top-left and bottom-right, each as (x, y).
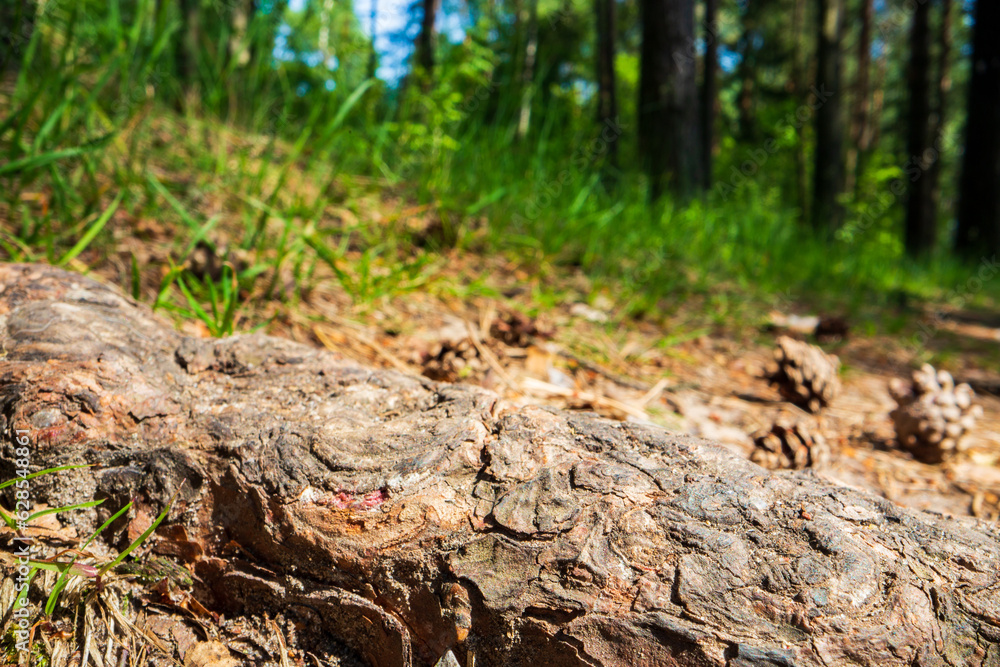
top-left (765, 336), bottom-right (841, 413)
top-left (889, 364), bottom-right (982, 464)
top-left (422, 336), bottom-right (485, 382)
top-left (750, 419), bottom-right (831, 470)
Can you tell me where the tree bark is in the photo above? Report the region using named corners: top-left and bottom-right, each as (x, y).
top-left (955, 0), bottom-right (1000, 257)
top-left (3, 264), bottom-right (1000, 667)
top-left (904, 0), bottom-right (935, 256)
top-left (596, 0), bottom-right (619, 175)
top-left (639, 0), bottom-right (702, 201)
top-left (812, 0), bottom-right (845, 235)
top-left (700, 0), bottom-right (718, 190)
top-left (415, 0), bottom-right (439, 76)
top-left (845, 0), bottom-right (872, 194)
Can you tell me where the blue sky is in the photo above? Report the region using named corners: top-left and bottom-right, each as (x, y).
top-left (287, 0), bottom-right (466, 82)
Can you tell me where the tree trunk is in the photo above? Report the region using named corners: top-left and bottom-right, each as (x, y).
top-left (515, 0), bottom-right (539, 139)
top-left (700, 0), bottom-right (718, 190)
top-left (735, 23), bottom-right (758, 144)
top-left (812, 0), bottom-right (845, 234)
top-left (928, 0), bottom-right (953, 231)
top-left (845, 0), bottom-right (872, 194)
top-left (368, 0), bottom-right (378, 78)
top-left (317, 0), bottom-right (335, 68)
top-left (3, 264), bottom-right (1000, 667)
top-left (903, 0), bottom-right (934, 256)
top-left (0, 0), bottom-right (35, 74)
top-left (868, 41), bottom-right (887, 154)
top-left (791, 0), bottom-right (810, 222)
top-left (596, 0), bottom-right (619, 174)
top-left (415, 0), bottom-right (439, 76)
top-left (639, 0), bottom-right (702, 201)
top-left (955, 0), bottom-right (1000, 257)
top-left (176, 0), bottom-right (201, 108)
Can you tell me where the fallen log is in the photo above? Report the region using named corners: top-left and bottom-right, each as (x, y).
top-left (1, 263), bottom-right (999, 666)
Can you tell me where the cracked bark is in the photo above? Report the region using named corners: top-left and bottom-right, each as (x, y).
top-left (1, 264), bottom-right (1000, 667)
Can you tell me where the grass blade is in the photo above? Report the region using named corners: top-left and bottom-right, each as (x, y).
top-left (57, 192), bottom-right (123, 266)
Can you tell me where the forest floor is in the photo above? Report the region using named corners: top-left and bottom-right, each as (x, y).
top-left (77, 227), bottom-right (1000, 526)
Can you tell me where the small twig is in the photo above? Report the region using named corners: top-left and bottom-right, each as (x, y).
top-left (638, 378), bottom-right (671, 408)
top-left (268, 619), bottom-right (293, 667)
top-left (464, 321), bottom-right (517, 391)
top-left (312, 322), bottom-right (411, 374)
top-left (519, 377), bottom-right (649, 420)
top-left (553, 345), bottom-right (652, 392)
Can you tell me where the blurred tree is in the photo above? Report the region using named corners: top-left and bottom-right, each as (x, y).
top-left (639, 0), bottom-right (702, 201)
top-left (596, 0), bottom-right (619, 173)
top-left (701, 0), bottom-right (717, 190)
top-left (416, 0), bottom-right (441, 77)
top-left (904, 0), bottom-right (934, 256)
top-left (516, 0), bottom-right (540, 138)
top-left (175, 0), bottom-right (200, 105)
top-left (0, 0), bottom-right (35, 74)
top-left (368, 0), bottom-right (379, 78)
top-left (735, 12), bottom-right (759, 143)
top-left (928, 0), bottom-right (953, 230)
top-left (956, 0), bottom-right (1000, 256)
top-left (813, 0), bottom-right (845, 234)
top-left (791, 0), bottom-right (811, 221)
top-left (846, 0), bottom-right (872, 194)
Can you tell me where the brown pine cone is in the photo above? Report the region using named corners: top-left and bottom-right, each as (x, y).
top-left (750, 419), bottom-right (831, 470)
top-left (765, 336), bottom-right (841, 413)
top-left (888, 364), bottom-right (982, 464)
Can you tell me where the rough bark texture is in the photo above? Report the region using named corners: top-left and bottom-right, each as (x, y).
top-left (2, 264), bottom-right (1000, 667)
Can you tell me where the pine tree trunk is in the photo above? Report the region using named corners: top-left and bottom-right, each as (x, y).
top-left (516, 0), bottom-right (539, 139)
top-left (928, 0), bottom-right (953, 228)
top-left (176, 0), bottom-right (201, 109)
top-left (846, 0), bottom-right (872, 194)
top-left (700, 0), bottom-right (718, 190)
top-left (736, 23), bottom-right (757, 143)
top-left (791, 0), bottom-right (810, 223)
top-left (596, 0), bottom-right (619, 174)
top-left (955, 0), bottom-right (1000, 256)
top-left (416, 0), bottom-right (439, 76)
top-left (368, 0), bottom-right (378, 78)
top-left (639, 0), bottom-right (702, 201)
top-left (0, 0), bottom-right (35, 74)
top-left (812, 0), bottom-right (845, 234)
top-left (904, 0), bottom-right (934, 256)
